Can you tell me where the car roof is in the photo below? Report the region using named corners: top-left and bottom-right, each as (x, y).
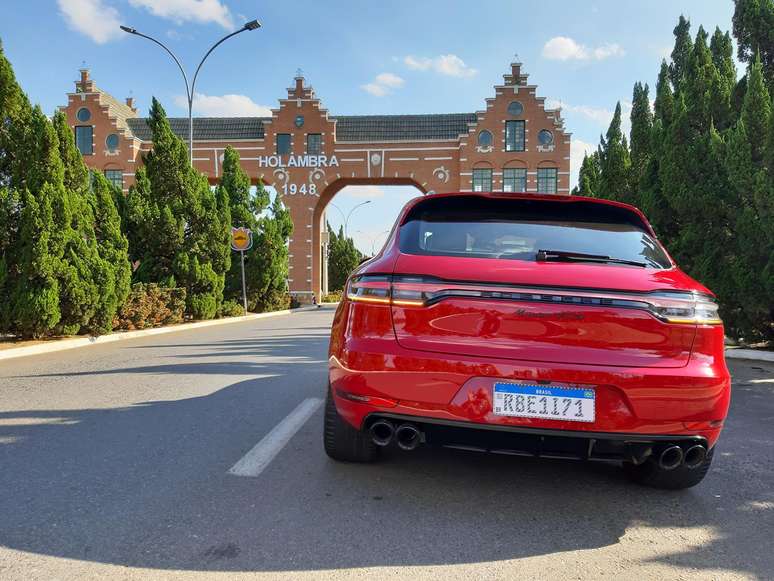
top-left (399, 192), bottom-right (655, 235)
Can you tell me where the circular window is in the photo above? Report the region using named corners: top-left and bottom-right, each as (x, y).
top-left (507, 101), bottom-right (524, 117)
top-left (478, 130), bottom-right (493, 147)
top-left (105, 133), bottom-right (119, 151)
top-left (538, 129), bottom-right (554, 146)
top-left (76, 107), bottom-right (91, 122)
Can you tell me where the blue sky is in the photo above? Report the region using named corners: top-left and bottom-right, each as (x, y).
top-left (1, 0), bottom-right (737, 254)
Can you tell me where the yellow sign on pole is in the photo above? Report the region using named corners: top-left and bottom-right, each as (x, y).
top-left (231, 227), bottom-right (253, 252)
top-left (230, 227), bottom-right (253, 315)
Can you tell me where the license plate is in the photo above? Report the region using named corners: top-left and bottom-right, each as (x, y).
top-left (493, 382), bottom-right (595, 422)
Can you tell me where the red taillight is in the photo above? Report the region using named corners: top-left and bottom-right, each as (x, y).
top-left (346, 275), bottom-right (391, 305)
top-left (348, 274), bottom-right (722, 325)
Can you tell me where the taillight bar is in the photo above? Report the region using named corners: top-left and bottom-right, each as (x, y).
top-left (346, 275), bottom-right (722, 325)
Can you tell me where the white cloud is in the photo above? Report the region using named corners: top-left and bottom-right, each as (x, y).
top-left (361, 83), bottom-right (388, 97)
top-left (542, 36), bottom-right (625, 61)
top-left (361, 73), bottom-right (405, 97)
top-left (129, 0), bottom-right (234, 29)
top-left (546, 99), bottom-right (632, 132)
top-left (570, 138), bottom-right (596, 191)
top-left (57, 0), bottom-right (123, 44)
top-left (374, 73), bottom-right (405, 88)
top-left (174, 93), bottom-right (271, 117)
top-left (404, 54), bottom-right (478, 78)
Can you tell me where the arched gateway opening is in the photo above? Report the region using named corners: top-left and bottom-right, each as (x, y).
top-left (315, 181), bottom-right (425, 298)
top-left (62, 61), bottom-right (571, 303)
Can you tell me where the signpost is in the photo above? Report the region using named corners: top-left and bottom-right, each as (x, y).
top-left (230, 227), bottom-right (253, 315)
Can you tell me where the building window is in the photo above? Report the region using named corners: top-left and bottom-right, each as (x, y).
top-left (537, 168), bottom-right (558, 193)
top-left (503, 168), bottom-right (527, 192)
top-left (276, 133), bottom-right (291, 155)
top-left (538, 129), bottom-right (554, 146)
top-left (478, 130), bottom-right (493, 147)
top-left (472, 168), bottom-right (492, 192)
top-left (75, 126), bottom-right (93, 155)
top-left (507, 101), bottom-right (524, 117)
top-left (505, 121), bottom-right (525, 152)
top-left (307, 133), bottom-right (322, 155)
top-left (104, 169), bottom-right (123, 190)
top-left (76, 107), bottom-right (91, 122)
top-left (105, 133), bottom-right (119, 152)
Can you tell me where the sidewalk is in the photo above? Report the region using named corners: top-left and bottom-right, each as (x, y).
top-left (724, 348), bottom-right (774, 363)
top-left (0, 306), bottom-right (318, 362)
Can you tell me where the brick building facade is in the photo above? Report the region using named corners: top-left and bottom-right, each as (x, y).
top-left (61, 61), bottom-right (571, 301)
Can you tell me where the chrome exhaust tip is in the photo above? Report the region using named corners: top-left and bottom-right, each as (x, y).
top-left (683, 444), bottom-right (707, 469)
top-left (369, 420), bottom-right (395, 447)
top-left (658, 445), bottom-right (684, 471)
top-left (395, 423), bottom-right (421, 451)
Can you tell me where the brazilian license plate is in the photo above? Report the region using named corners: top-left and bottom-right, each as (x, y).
top-left (493, 382), bottom-right (595, 422)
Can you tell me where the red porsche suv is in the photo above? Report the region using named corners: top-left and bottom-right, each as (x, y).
top-left (324, 193), bottom-right (730, 489)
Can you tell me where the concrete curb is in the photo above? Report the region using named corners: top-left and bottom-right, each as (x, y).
top-left (0, 306), bottom-right (319, 362)
top-left (725, 349), bottom-right (774, 363)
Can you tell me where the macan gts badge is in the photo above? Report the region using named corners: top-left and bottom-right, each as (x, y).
top-left (324, 193), bottom-right (731, 489)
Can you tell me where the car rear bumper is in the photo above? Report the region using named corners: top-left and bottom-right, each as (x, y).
top-left (329, 337), bottom-right (731, 448)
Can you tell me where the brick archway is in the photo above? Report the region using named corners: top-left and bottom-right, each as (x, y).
top-left (62, 61), bottom-right (571, 303)
top-left (311, 178), bottom-right (426, 300)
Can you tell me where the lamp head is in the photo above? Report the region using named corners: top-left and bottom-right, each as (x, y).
top-left (244, 19), bottom-right (261, 31)
top-left (120, 25), bottom-right (137, 34)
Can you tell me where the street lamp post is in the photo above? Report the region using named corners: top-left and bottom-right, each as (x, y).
top-left (120, 20), bottom-right (261, 165)
top-left (328, 200), bottom-right (372, 238)
top-left (357, 229), bottom-right (390, 255)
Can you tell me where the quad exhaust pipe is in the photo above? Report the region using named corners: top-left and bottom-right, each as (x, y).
top-left (369, 420), bottom-right (422, 450)
top-left (683, 444), bottom-right (707, 469)
top-left (369, 420), bottom-right (395, 447)
top-left (657, 444), bottom-right (707, 470)
top-left (395, 424), bottom-right (421, 450)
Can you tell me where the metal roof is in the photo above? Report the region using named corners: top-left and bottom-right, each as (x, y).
top-left (126, 113), bottom-right (476, 142)
top-left (126, 117), bottom-right (268, 141)
top-left (332, 113), bottom-right (476, 141)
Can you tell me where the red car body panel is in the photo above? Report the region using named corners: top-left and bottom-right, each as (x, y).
top-left (328, 193), bottom-right (731, 449)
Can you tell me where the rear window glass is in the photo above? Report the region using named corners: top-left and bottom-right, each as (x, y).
top-left (399, 196), bottom-right (671, 268)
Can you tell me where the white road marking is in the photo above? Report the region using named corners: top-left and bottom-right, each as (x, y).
top-left (228, 397), bottom-right (323, 477)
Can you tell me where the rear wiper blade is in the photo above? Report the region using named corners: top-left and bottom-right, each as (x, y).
top-left (536, 249), bottom-right (647, 268)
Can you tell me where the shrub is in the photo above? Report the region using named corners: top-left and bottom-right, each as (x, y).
top-left (220, 299), bottom-right (244, 317)
top-left (113, 283), bottom-right (186, 330)
top-left (321, 290), bottom-right (342, 303)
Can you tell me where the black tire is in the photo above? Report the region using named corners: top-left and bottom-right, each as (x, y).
top-left (623, 446), bottom-right (715, 489)
top-left (323, 388), bottom-right (378, 462)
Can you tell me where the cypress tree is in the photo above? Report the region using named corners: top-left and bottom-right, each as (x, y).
top-left (571, 152), bottom-right (601, 196)
top-left (597, 102), bottom-right (631, 202)
top-left (638, 118), bottom-right (674, 244)
top-left (629, 82), bottom-right (653, 198)
top-left (7, 186), bottom-right (61, 338)
top-left (654, 60), bottom-right (675, 127)
top-left (670, 15), bottom-right (693, 92)
top-left (733, 0), bottom-right (774, 88)
top-left (125, 98), bottom-right (229, 319)
top-left (251, 193), bottom-right (293, 311)
top-left (741, 54), bottom-right (772, 166)
top-left (0, 40), bottom-right (30, 187)
top-left (726, 55), bottom-right (773, 339)
top-left (685, 26), bottom-right (722, 133)
top-left (710, 27), bottom-right (738, 92)
top-left (89, 172), bottom-right (132, 332)
top-left (328, 224), bottom-right (362, 292)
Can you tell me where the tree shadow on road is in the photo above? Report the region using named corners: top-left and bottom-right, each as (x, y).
top-left (0, 334), bottom-right (772, 577)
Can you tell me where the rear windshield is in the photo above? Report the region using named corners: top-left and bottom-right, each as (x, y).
top-left (399, 196), bottom-right (672, 269)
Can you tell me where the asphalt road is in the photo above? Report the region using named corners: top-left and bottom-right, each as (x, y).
top-left (1, 305), bottom-right (772, 581)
